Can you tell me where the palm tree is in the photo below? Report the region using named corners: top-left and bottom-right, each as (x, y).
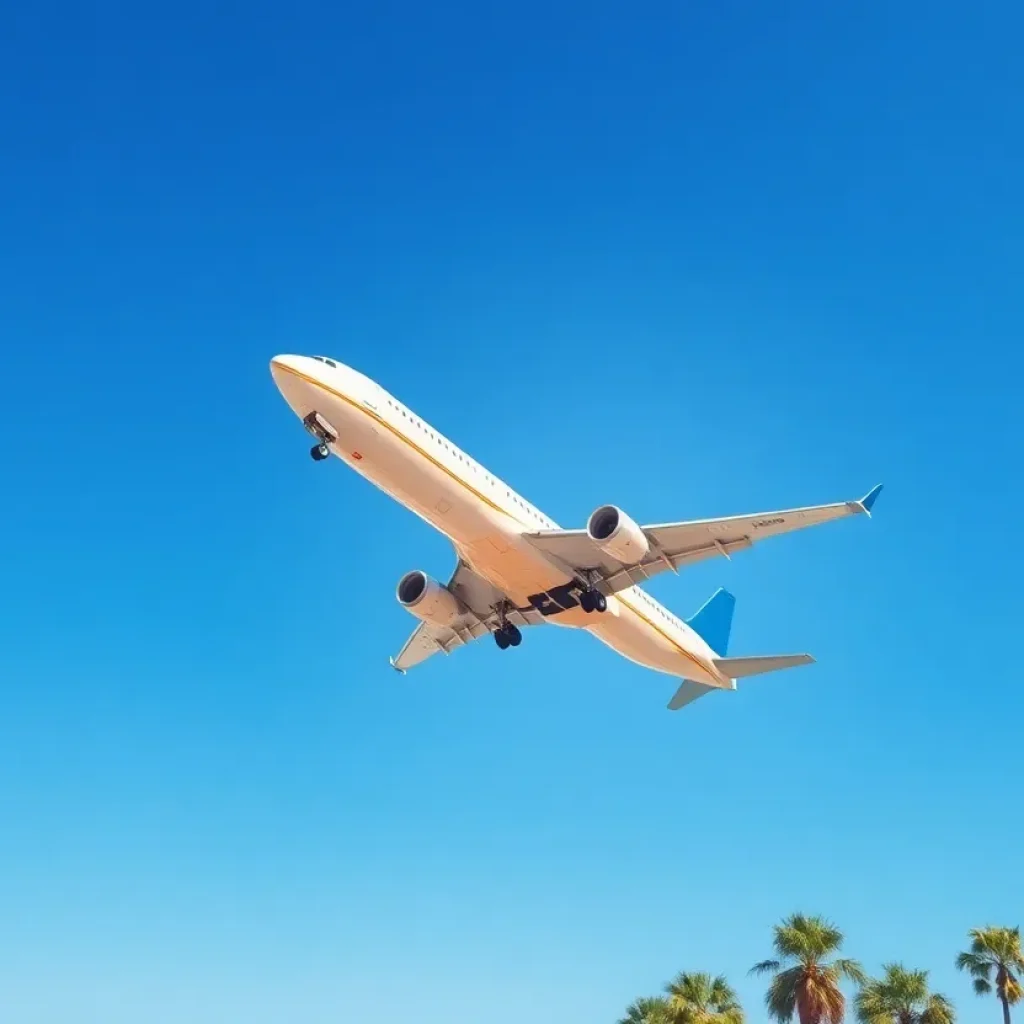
top-left (664, 972), bottom-right (745, 1024)
top-left (956, 926), bottom-right (1024, 1024)
top-left (620, 996), bottom-right (675, 1024)
top-left (855, 963), bottom-right (955, 1024)
top-left (751, 913), bottom-right (866, 1024)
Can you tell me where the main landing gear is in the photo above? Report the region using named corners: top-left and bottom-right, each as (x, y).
top-left (494, 623), bottom-right (522, 650)
top-left (493, 584), bottom-right (607, 650)
top-left (493, 603), bottom-right (523, 651)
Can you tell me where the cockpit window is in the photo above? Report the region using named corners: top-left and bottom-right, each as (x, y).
top-left (311, 356), bottom-right (324, 362)
top-left (311, 355), bottom-right (338, 367)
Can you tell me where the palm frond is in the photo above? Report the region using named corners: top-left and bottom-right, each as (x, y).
top-left (955, 952), bottom-right (990, 979)
top-left (855, 963), bottom-right (954, 1024)
top-left (1003, 971), bottom-right (1023, 1007)
top-left (854, 983), bottom-right (890, 1024)
top-left (774, 914), bottom-right (845, 964)
top-left (796, 969), bottom-right (846, 1024)
top-left (665, 970), bottom-right (745, 1024)
top-left (920, 993), bottom-right (955, 1024)
top-left (834, 958), bottom-right (867, 986)
top-left (620, 996), bottom-right (674, 1024)
top-left (765, 967), bottom-right (802, 1023)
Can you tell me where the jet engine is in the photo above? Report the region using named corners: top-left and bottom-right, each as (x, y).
top-left (396, 569), bottom-right (461, 628)
top-left (586, 504), bottom-right (650, 564)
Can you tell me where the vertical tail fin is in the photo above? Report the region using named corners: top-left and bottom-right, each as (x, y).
top-left (685, 587), bottom-right (736, 656)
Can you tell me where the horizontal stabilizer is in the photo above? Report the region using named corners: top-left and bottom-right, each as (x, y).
top-left (667, 652), bottom-right (813, 711)
top-left (712, 653), bottom-right (814, 679)
top-left (667, 679), bottom-right (718, 711)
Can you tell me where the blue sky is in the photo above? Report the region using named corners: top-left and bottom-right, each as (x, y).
top-left (1, 1), bottom-right (1022, 1021)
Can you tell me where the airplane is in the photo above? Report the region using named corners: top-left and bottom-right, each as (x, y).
top-left (270, 354), bottom-right (882, 710)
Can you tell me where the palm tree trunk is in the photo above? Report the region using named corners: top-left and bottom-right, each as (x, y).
top-left (1001, 993), bottom-right (1011, 1024)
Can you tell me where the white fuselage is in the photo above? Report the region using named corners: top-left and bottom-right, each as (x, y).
top-left (270, 355), bottom-right (726, 685)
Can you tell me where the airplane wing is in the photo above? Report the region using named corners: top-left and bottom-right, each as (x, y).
top-left (522, 485), bottom-right (882, 597)
top-left (389, 560), bottom-right (546, 673)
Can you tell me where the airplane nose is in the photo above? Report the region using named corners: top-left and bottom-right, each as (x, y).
top-left (270, 354), bottom-right (302, 383)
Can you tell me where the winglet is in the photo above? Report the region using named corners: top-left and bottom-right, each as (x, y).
top-left (858, 483), bottom-right (884, 516)
top-left (389, 657), bottom-right (406, 675)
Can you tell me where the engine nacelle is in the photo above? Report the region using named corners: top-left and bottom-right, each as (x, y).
top-left (586, 504), bottom-right (650, 564)
top-left (396, 569), bottom-right (461, 628)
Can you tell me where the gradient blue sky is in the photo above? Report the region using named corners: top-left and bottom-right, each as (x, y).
top-left (1, 2), bottom-right (1022, 1021)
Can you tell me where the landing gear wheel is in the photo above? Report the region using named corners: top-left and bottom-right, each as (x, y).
top-left (494, 623), bottom-right (521, 650)
top-left (310, 442), bottom-right (330, 461)
top-left (580, 589), bottom-right (607, 613)
top-left (593, 592), bottom-right (607, 613)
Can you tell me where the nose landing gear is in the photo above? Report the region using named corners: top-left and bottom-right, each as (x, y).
top-left (303, 411), bottom-right (338, 463)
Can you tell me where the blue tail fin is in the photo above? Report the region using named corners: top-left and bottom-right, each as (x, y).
top-left (686, 588), bottom-right (736, 655)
